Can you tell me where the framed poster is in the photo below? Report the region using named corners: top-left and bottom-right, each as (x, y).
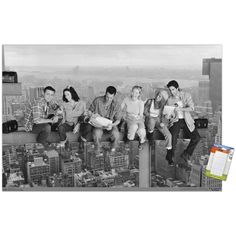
top-left (2, 45), bottom-right (222, 191)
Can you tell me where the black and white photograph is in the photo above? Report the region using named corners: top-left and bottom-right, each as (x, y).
top-left (2, 45), bottom-right (222, 191)
top-left (2, 1), bottom-right (236, 236)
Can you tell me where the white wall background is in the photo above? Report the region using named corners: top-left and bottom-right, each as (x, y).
top-left (0, 1), bottom-right (235, 236)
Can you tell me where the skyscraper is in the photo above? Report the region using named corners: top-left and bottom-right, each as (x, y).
top-left (189, 164), bottom-right (202, 187)
top-left (109, 151), bottom-right (129, 169)
top-left (198, 80), bottom-right (210, 103)
top-left (27, 157), bottom-right (50, 185)
top-left (46, 150), bottom-right (60, 175)
top-left (191, 138), bottom-right (208, 164)
top-left (128, 141), bottom-right (139, 168)
top-left (202, 58), bottom-right (222, 113)
top-left (2, 150), bottom-right (10, 172)
top-left (29, 87), bottom-right (44, 103)
top-left (61, 155), bottom-right (82, 186)
top-left (86, 150), bottom-right (105, 171)
top-left (215, 113), bottom-right (222, 145)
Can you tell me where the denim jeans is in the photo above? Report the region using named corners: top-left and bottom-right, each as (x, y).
top-left (168, 119), bottom-right (200, 159)
top-left (126, 119), bottom-right (146, 143)
top-left (58, 123), bottom-right (74, 141)
top-left (93, 126), bottom-right (120, 151)
top-left (32, 123), bottom-right (51, 144)
top-left (145, 116), bottom-right (172, 148)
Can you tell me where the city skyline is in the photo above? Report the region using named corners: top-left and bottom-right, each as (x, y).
top-left (2, 141), bottom-right (140, 189)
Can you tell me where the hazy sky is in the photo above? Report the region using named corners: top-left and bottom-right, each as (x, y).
top-left (4, 45), bottom-right (222, 69)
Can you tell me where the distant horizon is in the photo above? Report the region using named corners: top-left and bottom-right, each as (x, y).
top-left (3, 45), bottom-right (222, 69)
top-left (5, 64), bottom-right (211, 72)
top-left (6, 64), bottom-right (211, 68)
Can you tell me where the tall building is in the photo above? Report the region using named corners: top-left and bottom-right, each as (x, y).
top-left (215, 113), bottom-right (222, 145)
top-left (46, 150), bottom-right (60, 175)
top-left (198, 80), bottom-right (210, 102)
top-left (2, 64), bottom-right (22, 120)
top-left (60, 149), bottom-right (71, 160)
top-left (212, 110), bottom-right (222, 125)
top-left (70, 142), bottom-right (87, 163)
top-left (202, 58), bottom-right (222, 113)
top-left (85, 142), bottom-right (110, 171)
top-left (61, 155), bottom-right (82, 186)
top-left (189, 154), bottom-right (221, 190)
top-left (128, 141), bottom-right (139, 168)
top-left (206, 124), bottom-right (217, 151)
top-left (2, 150), bottom-right (10, 172)
top-left (86, 150), bottom-right (105, 171)
top-left (191, 140), bottom-right (204, 163)
top-left (195, 100), bottom-right (213, 118)
top-left (191, 137), bottom-right (209, 165)
top-left (2, 96), bottom-right (13, 117)
top-left (134, 154), bottom-right (139, 170)
top-left (109, 152), bottom-right (129, 169)
top-left (11, 103), bottom-right (21, 113)
top-left (189, 164), bottom-right (202, 187)
top-left (29, 87), bottom-right (44, 103)
top-left (16, 152), bottom-right (28, 184)
top-left (27, 157), bottom-right (50, 185)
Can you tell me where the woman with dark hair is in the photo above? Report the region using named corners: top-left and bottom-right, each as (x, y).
top-left (144, 90), bottom-right (172, 150)
top-left (57, 86), bottom-right (86, 147)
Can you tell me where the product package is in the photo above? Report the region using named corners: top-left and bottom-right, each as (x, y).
top-left (205, 144), bottom-right (234, 181)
